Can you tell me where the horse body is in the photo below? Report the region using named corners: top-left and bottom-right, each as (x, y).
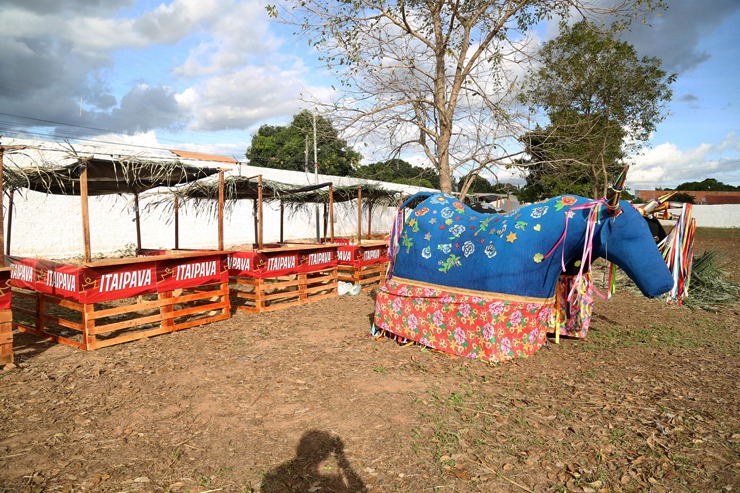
top-left (391, 193), bottom-right (673, 299)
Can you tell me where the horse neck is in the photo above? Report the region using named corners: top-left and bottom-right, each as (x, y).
top-left (557, 205), bottom-right (601, 267)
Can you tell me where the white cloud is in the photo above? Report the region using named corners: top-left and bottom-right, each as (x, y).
top-left (629, 133), bottom-right (740, 190)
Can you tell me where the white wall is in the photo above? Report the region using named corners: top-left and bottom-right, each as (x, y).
top-left (689, 204), bottom-right (740, 228)
top-left (3, 189), bottom-right (401, 258)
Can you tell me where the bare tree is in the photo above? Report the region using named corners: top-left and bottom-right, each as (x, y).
top-left (269, 0), bottom-right (661, 195)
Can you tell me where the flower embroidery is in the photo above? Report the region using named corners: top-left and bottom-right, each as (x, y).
top-left (415, 207), bottom-right (430, 217)
top-left (441, 207), bottom-right (454, 219)
top-left (421, 246), bottom-right (432, 259)
top-left (438, 254), bottom-right (461, 273)
top-left (437, 243), bottom-right (452, 254)
top-left (530, 206), bottom-right (549, 218)
top-left (462, 241), bottom-right (475, 257)
top-left (449, 224), bottom-right (466, 238)
top-left (554, 195), bottom-right (578, 211)
top-left (454, 327), bottom-right (466, 344)
top-left (484, 244), bottom-right (497, 258)
top-left (452, 201), bottom-right (465, 212)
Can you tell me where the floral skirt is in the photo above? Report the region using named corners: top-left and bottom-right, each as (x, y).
top-left (552, 273), bottom-right (594, 339)
top-left (373, 277), bottom-right (555, 364)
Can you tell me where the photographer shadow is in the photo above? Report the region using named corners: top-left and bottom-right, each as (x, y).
top-left (261, 430), bottom-right (367, 493)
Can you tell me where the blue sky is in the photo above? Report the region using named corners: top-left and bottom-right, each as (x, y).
top-left (1, 0), bottom-right (738, 191)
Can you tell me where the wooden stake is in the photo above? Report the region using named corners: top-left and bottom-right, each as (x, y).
top-left (279, 202), bottom-right (284, 243)
top-left (174, 196), bottom-right (180, 249)
top-left (80, 165), bottom-right (92, 263)
top-left (356, 186), bottom-right (362, 245)
top-left (218, 171), bottom-right (224, 250)
top-left (0, 144), bottom-right (25, 263)
top-left (367, 201), bottom-right (373, 239)
top-left (6, 190), bottom-right (14, 256)
top-left (323, 202), bottom-right (328, 240)
top-left (134, 192), bottom-right (142, 252)
top-left (329, 184), bottom-right (334, 242)
top-left (0, 148), bottom-right (4, 261)
top-left (257, 175), bottom-right (263, 249)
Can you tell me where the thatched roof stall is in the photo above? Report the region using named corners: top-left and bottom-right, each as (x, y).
top-left (6, 154), bottom-right (220, 263)
top-left (282, 184), bottom-right (400, 245)
top-left (152, 175), bottom-right (336, 249)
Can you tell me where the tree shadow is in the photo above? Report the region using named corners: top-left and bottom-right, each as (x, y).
top-left (261, 430), bottom-right (367, 493)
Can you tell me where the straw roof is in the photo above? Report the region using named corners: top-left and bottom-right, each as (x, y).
top-left (282, 184), bottom-right (400, 208)
top-left (144, 176), bottom-right (401, 220)
top-left (8, 156), bottom-right (220, 196)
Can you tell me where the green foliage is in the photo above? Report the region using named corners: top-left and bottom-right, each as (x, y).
top-left (245, 110), bottom-right (361, 176)
top-left (670, 192), bottom-right (696, 204)
top-left (455, 173), bottom-right (499, 194)
top-left (351, 158), bottom-right (439, 189)
top-left (518, 21), bottom-right (675, 199)
top-left (675, 178), bottom-right (739, 192)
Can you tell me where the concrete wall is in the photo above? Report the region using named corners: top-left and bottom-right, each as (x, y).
top-left (3, 188), bottom-right (403, 259)
top-left (689, 204), bottom-right (740, 228)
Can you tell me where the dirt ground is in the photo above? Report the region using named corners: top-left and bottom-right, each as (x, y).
top-left (1, 230), bottom-right (738, 493)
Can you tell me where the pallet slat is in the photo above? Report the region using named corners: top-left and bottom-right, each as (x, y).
top-left (232, 267), bottom-right (338, 313)
top-left (12, 281), bottom-right (230, 350)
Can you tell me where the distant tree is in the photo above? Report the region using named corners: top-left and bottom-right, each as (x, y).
top-left (455, 173), bottom-right (498, 194)
top-left (675, 178), bottom-right (739, 192)
top-left (246, 110), bottom-right (362, 176)
top-left (671, 192), bottom-right (696, 204)
top-left (351, 159), bottom-right (439, 188)
top-left (518, 21), bottom-right (675, 199)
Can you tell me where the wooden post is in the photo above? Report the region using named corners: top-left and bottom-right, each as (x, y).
top-left (218, 171), bottom-right (224, 250)
top-left (253, 198), bottom-right (258, 248)
top-left (257, 175), bottom-right (263, 249)
top-left (0, 147), bottom-right (4, 261)
top-left (329, 184), bottom-right (334, 242)
top-left (0, 145), bottom-right (25, 263)
top-left (80, 165), bottom-right (92, 264)
top-left (367, 202), bottom-right (373, 239)
top-left (82, 303), bottom-right (96, 350)
top-left (280, 202), bottom-right (284, 243)
top-left (323, 202), bottom-right (328, 241)
top-left (134, 192), bottom-right (142, 252)
top-left (174, 196), bottom-right (180, 249)
top-left (5, 190), bottom-right (13, 256)
top-left (356, 186), bottom-right (363, 245)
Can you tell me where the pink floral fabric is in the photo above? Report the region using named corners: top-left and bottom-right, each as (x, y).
top-left (374, 278), bottom-right (555, 363)
top-left (552, 273), bottom-right (594, 339)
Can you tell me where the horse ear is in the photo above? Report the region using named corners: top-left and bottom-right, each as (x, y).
top-left (606, 165), bottom-right (629, 216)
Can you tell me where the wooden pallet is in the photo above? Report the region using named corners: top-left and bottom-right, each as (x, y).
top-left (11, 281), bottom-right (230, 350)
top-left (337, 262), bottom-right (388, 291)
top-left (231, 267), bottom-right (338, 313)
top-left (0, 309), bottom-right (12, 365)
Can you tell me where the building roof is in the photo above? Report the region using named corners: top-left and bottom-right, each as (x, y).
top-left (169, 149), bottom-right (237, 163)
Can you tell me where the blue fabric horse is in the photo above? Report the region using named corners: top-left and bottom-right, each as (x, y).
top-left (390, 193), bottom-right (673, 299)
